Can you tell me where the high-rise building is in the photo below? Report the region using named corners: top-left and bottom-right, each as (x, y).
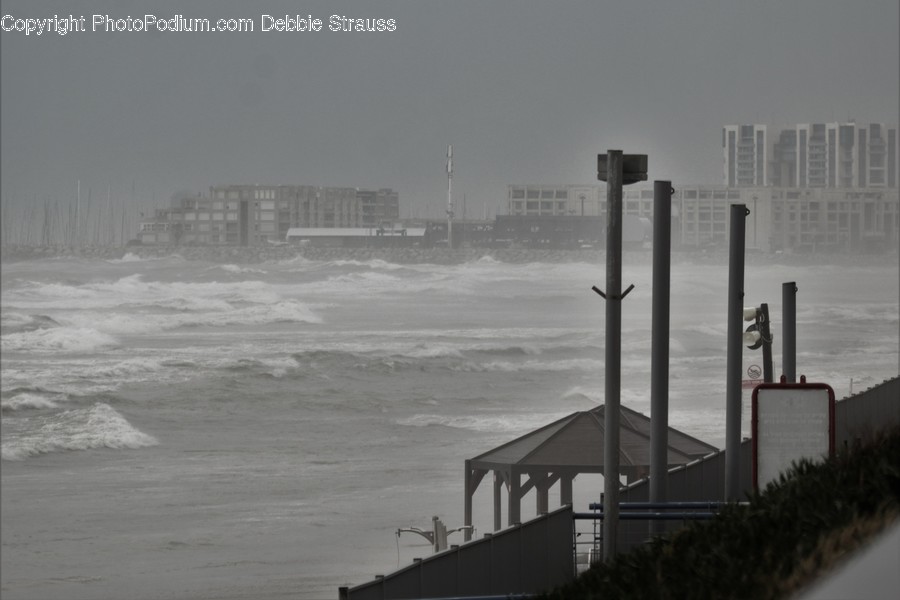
top-left (726, 122), bottom-right (897, 189)
top-left (723, 124), bottom-right (768, 187)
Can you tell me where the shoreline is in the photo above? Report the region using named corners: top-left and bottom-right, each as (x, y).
top-left (1, 243), bottom-right (897, 267)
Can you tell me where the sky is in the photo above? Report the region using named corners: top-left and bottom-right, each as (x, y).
top-left (2, 0), bottom-right (898, 219)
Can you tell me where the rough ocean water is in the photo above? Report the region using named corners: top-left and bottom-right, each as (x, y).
top-left (1, 251), bottom-right (897, 600)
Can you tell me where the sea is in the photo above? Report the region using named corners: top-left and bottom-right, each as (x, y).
top-left (1, 250), bottom-right (898, 600)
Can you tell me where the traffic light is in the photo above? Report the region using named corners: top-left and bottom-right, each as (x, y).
top-left (743, 304), bottom-right (773, 382)
top-left (743, 307), bottom-right (764, 350)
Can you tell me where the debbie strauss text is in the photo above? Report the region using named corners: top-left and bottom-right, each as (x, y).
top-left (261, 15), bottom-right (397, 32)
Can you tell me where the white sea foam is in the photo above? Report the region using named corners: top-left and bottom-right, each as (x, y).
top-left (218, 355), bottom-right (302, 377)
top-left (44, 299), bottom-right (322, 335)
top-left (1, 402), bottom-right (158, 461)
top-left (0, 311), bottom-right (33, 329)
top-left (457, 357), bottom-right (603, 373)
top-left (1, 392), bottom-right (61, 412)
top-left (404, 345), bottom-right (464, 359)
top-left (396, 411), bottom-right (573, 434)
top-left (1, 327), bottom-right (119, 353)
top-left (218, 264), bottom-right (268, 275)
top-left (4, 276), bottom-right (289, 312)
top-left (331, 258), bottom-right (408, 271)
top-left (105, 252), bottom-right (151, 263)
top-left (77, 357), bottom-right (168, 380)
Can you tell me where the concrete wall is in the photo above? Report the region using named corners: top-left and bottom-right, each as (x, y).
top-left (341, 506), bottom-right (574, 600)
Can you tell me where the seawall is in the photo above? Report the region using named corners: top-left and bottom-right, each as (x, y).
top-left (1, 243), bottom-right (896, 266)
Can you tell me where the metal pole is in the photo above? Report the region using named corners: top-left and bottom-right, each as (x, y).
top-left (603, 150), bottom-right (623, 559)
top-left (782, 282), bottom-right (797, 383)
top-left (760, 303), bottom-right (773, 383)
top-left (650, 181), bottom-right (671, 537)
top-left (447, 145), bottom-right (454, 249)
top-left (725, 204), bottom-right (748, 502)
top-left (464, 460), bottom-right (473, 543)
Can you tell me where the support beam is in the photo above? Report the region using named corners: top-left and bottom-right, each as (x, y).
top-left (464, 462), bottom-right (487, 542)
top-left (530, 472), bottom-right (558, 515)
top-left (560, 474), bottom-right (573, 507)
top-left (493, 473), bottom-right (503, 532)
top-left (507, 470), bottom-right (522, 527)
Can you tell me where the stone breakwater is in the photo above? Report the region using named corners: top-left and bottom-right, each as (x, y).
top-left (0, 244), bottom-right (608, 265)
top-left (1, 244), bottom-right (896, 266)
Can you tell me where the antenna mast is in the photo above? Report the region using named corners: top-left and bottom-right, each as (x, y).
top-left (447, 145), bottom-right (453, 248)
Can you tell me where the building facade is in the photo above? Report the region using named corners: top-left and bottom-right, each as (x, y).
top-left (725, 122), bottom-right (898, 189)
top-left (507, 185), bottom-right (603, 217)
top-left (139, 185), bottom-right (399, 246)
top-left (723, 124), bottom-right (768, 187)
top-left (508, 183), bottom-right (899, 253)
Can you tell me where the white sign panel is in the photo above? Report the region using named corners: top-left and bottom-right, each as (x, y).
top-left (752, 384), bottom-right (834, 490)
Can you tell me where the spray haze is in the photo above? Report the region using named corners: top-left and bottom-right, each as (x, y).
top-left (2, 0), bottom-right (897, 221)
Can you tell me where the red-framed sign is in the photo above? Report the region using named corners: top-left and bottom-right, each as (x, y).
top-left (751, 379), bottom-right (835, 491)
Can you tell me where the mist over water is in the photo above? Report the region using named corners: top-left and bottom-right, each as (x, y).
top-left (1, 253), bottom-right (897, 599)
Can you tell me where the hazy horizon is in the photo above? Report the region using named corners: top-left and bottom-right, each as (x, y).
top-left (2, 0), bottom-right (898, 220)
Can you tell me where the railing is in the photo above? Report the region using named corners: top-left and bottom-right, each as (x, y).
top-left (572, 501), bottom-right (739, 570)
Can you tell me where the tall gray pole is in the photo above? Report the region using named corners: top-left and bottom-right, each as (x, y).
top-left (783, 282), bottom-right (797, 383)
top-left (760, 303), bottom-right (774, 383)
top-left (603, 151), bottom-right (624, 560)
top-left (649, 181), bottom-right (671, 536)
top-left (447, 145), bottom-right (454, 249)
top-left (725, 204), bottom-right (748, 502)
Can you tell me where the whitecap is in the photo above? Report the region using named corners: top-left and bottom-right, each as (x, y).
top-left (1, 327), bottom-right (119, 353)
top-left (105, 252), bottom-right (150, 263)
top-left (218, 264), bottom-right (267, 275)
top-left (1, 403), bottom-right (158, 461)
top-left (395, 411), bottom-right (573, 434)
top-left (1, 392), bottom-right (61, 412)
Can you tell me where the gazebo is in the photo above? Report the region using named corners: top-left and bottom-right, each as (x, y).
top-left (463, 404), bottom-right (718, 537)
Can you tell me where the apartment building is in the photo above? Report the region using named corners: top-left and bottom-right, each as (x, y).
top-left (726, 122), bottom-right (898, 189)
top-left (138, 185), bottom-right (399, 246)
top-left (723, 124), bottom-right (768, 187)
top-left (508, 183), bottom-right (899, 253)
top-left (507, 185), bottom-right (602, 217)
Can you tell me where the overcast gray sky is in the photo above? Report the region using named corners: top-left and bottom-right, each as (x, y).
top-left (2, 0), bottom-right (898, 218)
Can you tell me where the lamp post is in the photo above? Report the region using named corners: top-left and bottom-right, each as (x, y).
top-left (596, 151), bottom-right (647, 560)
top-left (725, 204), bottom-right (749, 502)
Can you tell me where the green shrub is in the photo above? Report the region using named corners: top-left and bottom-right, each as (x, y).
top-left (543, 426), bottom-right (900, 600)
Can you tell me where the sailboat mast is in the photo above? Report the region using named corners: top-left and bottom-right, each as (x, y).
top-left (447, 145), bottom-right (453, 248)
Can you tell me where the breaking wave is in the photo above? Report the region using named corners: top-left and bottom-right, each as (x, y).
top-left (1, 402), bottom-right (158, 461)
top-left (1, 327), bottom-right (119, 353)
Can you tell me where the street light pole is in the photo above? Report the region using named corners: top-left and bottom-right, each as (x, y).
top-left (596, 151), bottom-right (646, 560)
top-left (726, 204), bottom-right (749, 502)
